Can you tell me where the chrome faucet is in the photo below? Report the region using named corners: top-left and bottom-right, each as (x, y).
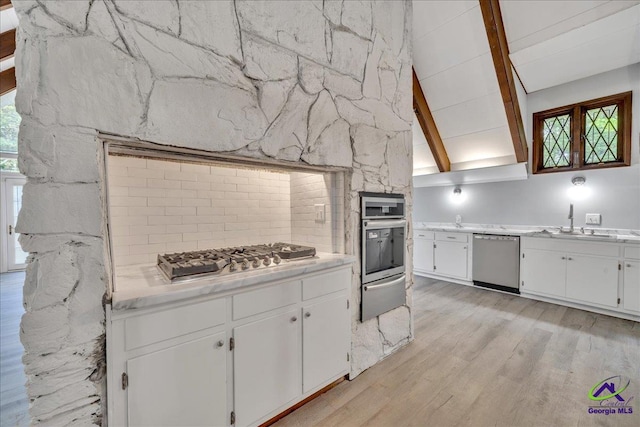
top-left (568, 203), bottom-right (574, 233)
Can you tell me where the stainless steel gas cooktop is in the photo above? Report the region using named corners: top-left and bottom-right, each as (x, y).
top-left (157, 243), bottom-right (317, 281)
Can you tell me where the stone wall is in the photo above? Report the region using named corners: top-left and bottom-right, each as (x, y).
top-left (13, 0), bottom-right (413, 424)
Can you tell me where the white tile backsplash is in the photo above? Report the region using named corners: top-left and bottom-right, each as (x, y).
top-left (107, 155), bottom-right (344, 269)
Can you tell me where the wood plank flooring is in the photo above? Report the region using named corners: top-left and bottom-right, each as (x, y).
top-left (0, 271), bottom-right (28, 427)
top-left (275, 277), bottom-right (640, 427)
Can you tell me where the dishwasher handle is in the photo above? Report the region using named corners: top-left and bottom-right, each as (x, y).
top-left (473, 234), bottom-right (519, 242)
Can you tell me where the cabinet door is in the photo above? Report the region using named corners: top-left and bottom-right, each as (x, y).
top-left (434, 241), bottom-right (467, 278)
top-left (127, 332), bottom-right (227, 427)
top-left (623, 260), bottom-right (640, 312)
top-left (566, 255), bottom-right (618, 307)
top-left (521, 249), bottom-right (566, 297)
top-left (234, 309), bottom-right (301, 427)
top-left (302, 295), bottom-right (349, 393)
top-left (414, 238), bottom-right (434, 273)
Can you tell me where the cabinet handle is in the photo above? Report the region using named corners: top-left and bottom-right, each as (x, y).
top-left (628, 264), bottom-right (633, 267)
top-left (291, 316), bottom-right (298, 322)
top-left (561, 256), bottom-right (566, 260)
top-left (304, 312), bottom-right (311, 318)
top-left (216, 340), bottom-right (224, 348)
top-left (567, 257), bottom-right (573, 261)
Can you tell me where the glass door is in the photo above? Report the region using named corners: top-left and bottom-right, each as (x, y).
top-left (5, 178), bottom-right (27, 270)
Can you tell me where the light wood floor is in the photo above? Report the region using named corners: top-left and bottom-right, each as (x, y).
top-left (275, 277), bottom-right (640, 427)
top-left (0, 271), bottom-right (28, 427)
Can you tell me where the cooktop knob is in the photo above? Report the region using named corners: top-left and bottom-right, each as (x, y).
top-left (273, 254), bottom-right (281, 264)
top-left (263, 256), bottom-right (271, 266)
top-left (229, 259), bottom-right (238, 272)
top-left (252, 258), bottom-right (261, 268)
top-left (241, 259), bottom-right (250, 270)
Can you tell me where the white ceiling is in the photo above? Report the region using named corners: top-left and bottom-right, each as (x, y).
top-left (412, 0), bottom-right (640, 176)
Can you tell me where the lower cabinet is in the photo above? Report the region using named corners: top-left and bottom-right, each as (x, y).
top-left (434, 240), bottom-right (468, 279)
top-left (520, 248), bottom-right (566, 297)
top-left (108, 265), bottom-right (352, 427)
top-left (414, 236), bottom-right (434, 273)
top-left (302, 295), bottom-right (349, 393)
top-left (126, 332), bottom-right (228, 427)
top-left (565, 255), bottom-right (618, 307)
top-left (623, 260), bottom-right (640, 313)
top-left (234, 310), bottom-right (301, 427)
top-left (413, 230), bottom-right (471, 281)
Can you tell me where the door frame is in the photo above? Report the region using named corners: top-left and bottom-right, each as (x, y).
top-left (1, 173), bottom-right (27, 272)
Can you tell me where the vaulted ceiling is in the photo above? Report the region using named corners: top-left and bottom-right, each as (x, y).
top-left (413, 0), bottom-right (640, 177)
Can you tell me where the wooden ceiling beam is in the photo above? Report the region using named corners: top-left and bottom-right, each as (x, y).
top-left (479, 0), bottom-right (528, 163)
top-left (0, 0), bottom-right (12, 11)
top-left (0, 66), bottom-right (16, 95)
top-left (1, 28), bottom-right (16, 61)
top-left (413, 68), bottom-right (450, 173)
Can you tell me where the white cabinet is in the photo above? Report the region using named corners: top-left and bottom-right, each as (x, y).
top-left (521, 237), bottom-right (621, 311)
top-left (566, 255), bottom-right (618, 307)
top-left (302, 295), bottom-right (349, 393)
top-left (126, 332), bottom-right (227, 427)
top-left (434, 240), bottom-right (468, 279)
top-left (521, 248), bottom-right (566, 297)
top-left (107, 265), bottom-right (352, 427)
top-left (414, 234), bottom-right (434, 273)
top-left (234, 310), bottom-right (301, 427)
top-left (623, 260), bottom-right (640, 313)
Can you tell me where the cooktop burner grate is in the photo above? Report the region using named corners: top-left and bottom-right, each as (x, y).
top-left (157, 243), bottom-right (317, 281)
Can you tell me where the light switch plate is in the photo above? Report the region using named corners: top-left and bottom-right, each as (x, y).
top-left (314, 204), bottom-right (325, 223)
top-left (585, 213), bottom-right (601, 225)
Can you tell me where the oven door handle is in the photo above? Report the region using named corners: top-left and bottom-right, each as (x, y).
top-left (363, 219), bottom-right (406, 230)
top-left (363, 274), bottom-right (406, 292)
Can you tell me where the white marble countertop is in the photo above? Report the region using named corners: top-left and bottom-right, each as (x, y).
top-left (111, 252), bottom-right (357, 311)
top-left (413, 222), bottom-right (640, 243)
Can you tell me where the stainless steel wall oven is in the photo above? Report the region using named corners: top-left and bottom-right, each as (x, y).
top-left (360, 193), bottom-right (406, 321)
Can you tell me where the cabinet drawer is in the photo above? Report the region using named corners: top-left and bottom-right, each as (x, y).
top-left (435, 232), bottom-right (468, 243)
top-left (302, 268), bottom-right (350, 300)
top-left (415, 230), bottom-right (434, 240)
top-left (233, 280), bottom-right (301, 320)
top-left (125, 298), bottom-right (225, 351)
top-left (624, 246), bottom-right (640, 260)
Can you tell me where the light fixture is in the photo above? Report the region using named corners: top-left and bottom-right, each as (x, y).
top-left (571, 176), bottom-right (586, 186)
top-left (450, 186), bottom-right (465, 204)
top-left (453, 186), bottom-right (462, 197)
top-left (568, 175), bottom-right (590, 200)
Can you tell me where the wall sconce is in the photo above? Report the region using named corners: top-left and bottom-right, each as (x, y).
top-left (450, 186), bottom-right (465, 204)
top-left (568, 175), bottom-right (590, 200)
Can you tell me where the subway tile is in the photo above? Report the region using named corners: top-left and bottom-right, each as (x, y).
top-left (148, 179), bottom-right (181, 189)
top-left (113, 216), bottom-right (148, 226)
top-left (109, 156), bottom-right (146, 168)
top-left (166, 224), bottom-right (198, 234)
top-left (183, 232), bottom-right (212, 242)
top-left (110, 196), bottom-right (147, 207)
top-left (181, 163), bottom-right (210, 174)
top-left (168, 241), bottom-right (200, 253)
top-left (236, 169), bottom-right (259, 178)
top-left (224, 207), bottom-right (249, 216)
top-left (182, 198), bottom-right (211, 207)
top-left (197, 207), bottom-right (225, 216)
top-left (109, 175), bottom-right (146, 188)
top-left (148, 197), bottom-right (182, 207)
top-left (223, 191), bottom-right (247, 200)
top-left (128, 187), bottom-right (166, 198)
top-left (197, 190), bottom-right (225, 199)
top-left (128, 206), bottom-right (166, 216)
top-left (114, 253), bottom-right (149, 267)
top-left (166, 189), bottom-right (197, 198)
top-left (164, 170), bottom-right (197, 181)
top-left (130, 225), bottom-right (166, 236)
top-left (182, 181), bottom-right (211, 191)
top-left (113, 234), bottom-right (148, 246)
top-left (129, 243), bottom-right (166, 255)
top-left (107, 165), bottom-right (128, 177)
top-left (196, 173), bottom-right (225, 183)
top-left (182, 215), bottom-right (226, 224)
top-left (128, 167), bottom-right (165, 179)
top-left (165, 207), bottom-right (196, 216)
top-left (224, 176), bottom-right (249, 185)
top-left (197, 223), bottom-right (225, 232)
top-left (148, 216), bottom-right (182, 225)
top-left (225, 223), bottom-right (248, 231)
top-left (109, 206), bottom-right (128, 217)
top-left (211, 166), bottom-right (237, 176)
top-left (149, 233), bottom-right (183, 244)
top-left (109, 186), bottom-right (129, 197)
top-left (147, 158), bottom-right (181, 171)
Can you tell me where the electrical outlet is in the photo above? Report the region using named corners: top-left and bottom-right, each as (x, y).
top-left (314, 204), bottom-right (326, 223)
top-left (585, 213), bottom-right (601, 225)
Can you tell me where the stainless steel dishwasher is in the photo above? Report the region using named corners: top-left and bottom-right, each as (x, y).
top-left (472, 234), bottom-right (520, 294)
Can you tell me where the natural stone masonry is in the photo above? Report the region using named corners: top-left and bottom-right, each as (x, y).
top-left (13, 1), bottom-right (413, 424)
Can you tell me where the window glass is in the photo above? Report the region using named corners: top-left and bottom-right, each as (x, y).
top-left (542, 114), bottom-right (571, 168)
top-left (584, 104), bottom-right (618, 164)
top-left (1, 90), bottom-right (20, 172)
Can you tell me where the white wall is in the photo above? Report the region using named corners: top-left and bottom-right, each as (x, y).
top-left (414, 64), bottom-right (640, 230)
